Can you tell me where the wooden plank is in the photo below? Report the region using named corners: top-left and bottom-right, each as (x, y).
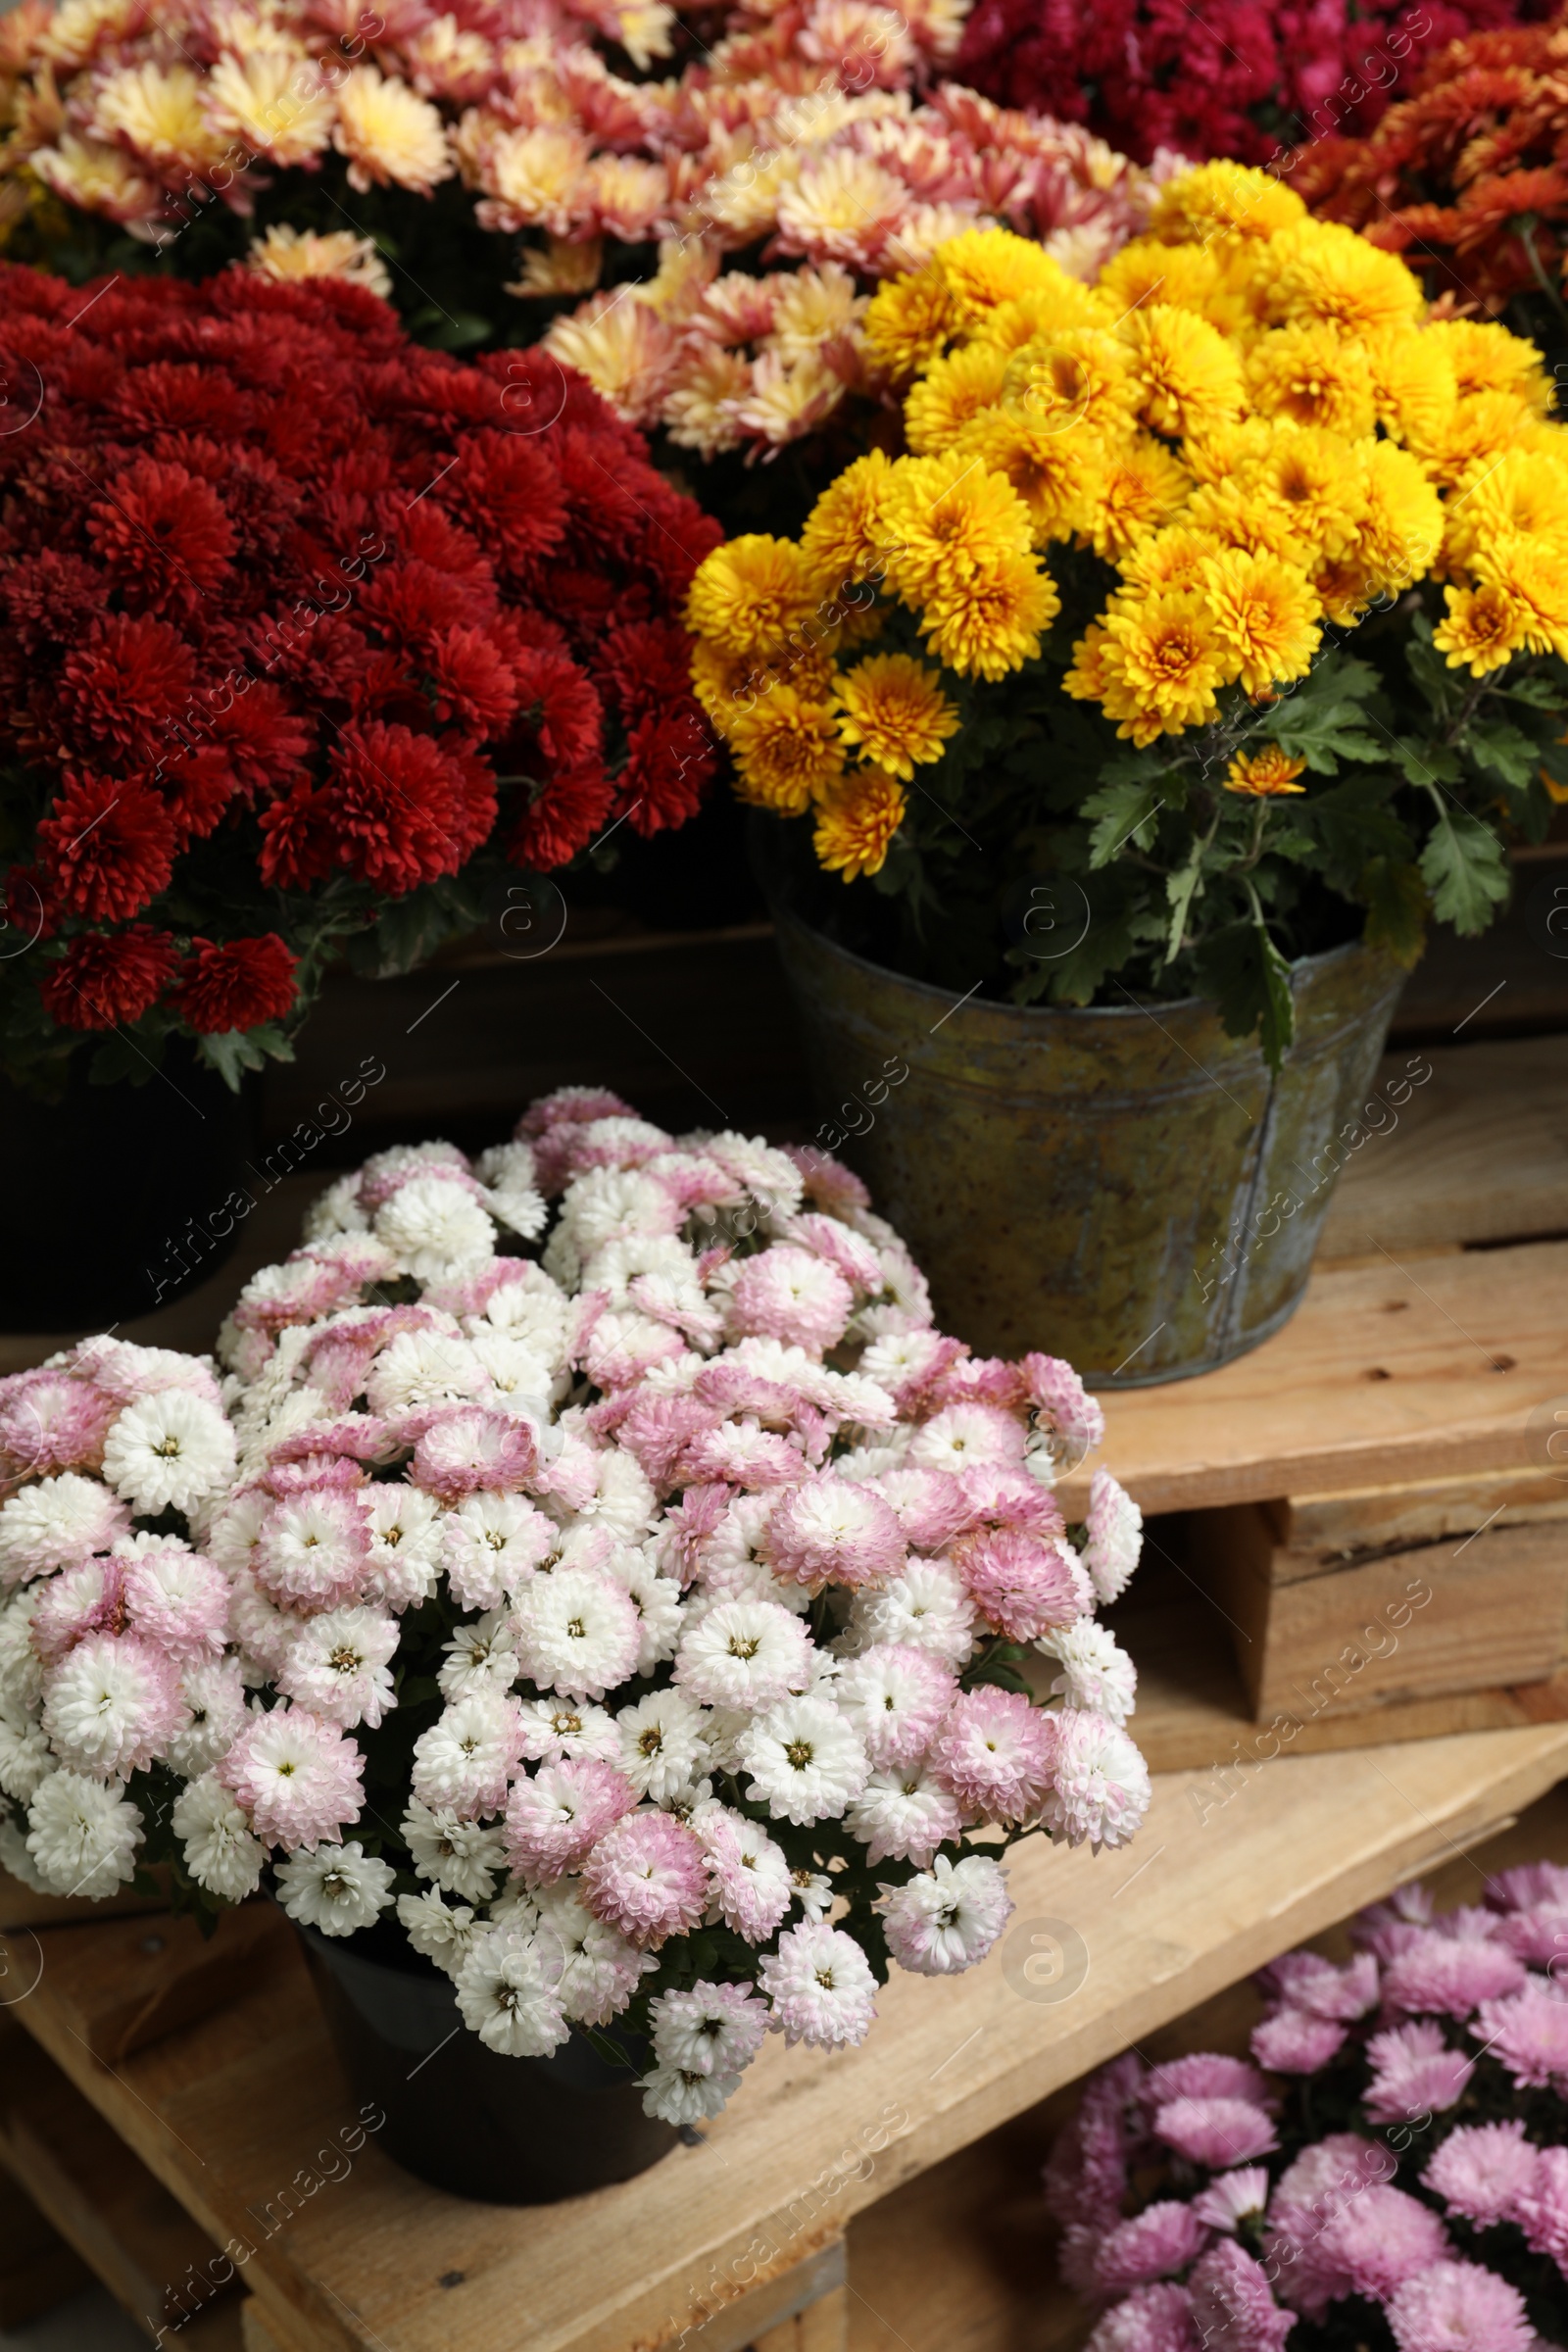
top-left (0, 1864), bottom-right (165, 1934)
top-left (8, 1724), bottom-right (1568, 2352)
top-left (754, 2285), bottom-right (850, 2352)
top-left (0, 2162), bottom-right (92, 2328)
top-left (1059, 1239), bottom-right (1568, 1520)
top-left (1319, 1035), bottom-right (1568, 1261)
top-left (19, 1898), bottom-right (293, 2066)
top-left (1275, 1464), bottom-right (1568, 1564)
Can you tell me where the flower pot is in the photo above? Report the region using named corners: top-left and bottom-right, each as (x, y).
top-left (771, 905), bottom-right (1409, 1386)
top-left (0, 1042), bottom-right (254, 1333)
top-left (295, 1921), bottom-right (676, 2204)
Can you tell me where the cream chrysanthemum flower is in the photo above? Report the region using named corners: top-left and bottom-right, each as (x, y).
top-left (247, 224), bottom-right (391, 299)
top-left (333, 65), bottom-right (451, 195)
top-left (207, 50), bottom-right (336, 167)
top-left (90, 62), bottom-right (227, 172)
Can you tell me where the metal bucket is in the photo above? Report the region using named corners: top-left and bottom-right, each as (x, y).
top-left (772, 906), bottom-right (1408, 1386)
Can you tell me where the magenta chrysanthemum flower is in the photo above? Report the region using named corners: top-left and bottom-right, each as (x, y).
top-left (1147, 2055), bottom-right (1273, 2109)
top-left (929, 1686), bottom-right (1055, 1823)
top-left (1385, 2259), bottom-right (1534, 2352)
top-left (1187, 2239), bottom-right (1293, 2352)
top-left (1152, 2096), bottom-right (1278, 2171)
top-left (1041, 1707), bottom-right (1151, 1850)
top-left (1258, 1949), bottom-right (1379, 2022)
top-left (582, 1809), bottom-right (709, 1949)
top-left (218, 1706), bottom-right (365, 1849)
top-left (1251, 2009), bottom-right (1349, 2073)
top-left (1192, 2168), bottom-right (1271, 2236)
top-left (1095, 2201), bottom-right (1209, 2296)
top-left (955, 1527), bottom-right (1090, 1641)
top-left (1472, 1979), bottom-right (1568, 2091)
top-left (765, 1475), bottom-right (906, 1589)
top-left (1313, 2183), bottom-right (1449, 2305)
top-left (1382, 1928), bottom-right (1526, 2019)
top-left (757, 1921), bottom-right (877, 2048)
top-left (411, 1405), bottom-right (540, 1501)
top-left (1364, 2019), bottom-right (1476, 2123)
top-left (503, 1757), bottom-right (637, 1885)
top-left (729, 1245), bottom-right (854, 1352)
top-left (1425, 2121), bottom-right (1540, 2229)
top-left (252, 1488), bottom-right (370, 1611)
top-left (1515, 2141), bottom-right (1568, 2269)
top-left (1082, 2281), bottom-right (1195, 2352)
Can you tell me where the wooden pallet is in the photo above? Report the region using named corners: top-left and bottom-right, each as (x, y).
top-left (4, 1721), bottom-right (1568, 2352)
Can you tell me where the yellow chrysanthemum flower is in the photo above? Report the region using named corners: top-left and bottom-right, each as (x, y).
top-left (1364, 324), bottom-right (1457, 450)
top-left (1225, 748), bottom-right (1307, 797)
top-left (727, 686), bottom-right (845, 815)
top-left (813, 769), bottom-right (907, 881)
top-left (881, 452), bottom-right (1035, 606)
top-left (1433, 582), bottom-right (1537, 677)
top-left (963, 281), bottom-right (1103, 356)
top-left (1413, 390), bottom-right (1555, 486)
top-left (1355, 440), bottom-right (1445, 596)
top-left (1148, 159), bottom-right (1307, 249)
top-left (1004, 328), bottom-right (1139, 440)
top-left (1247, 320), bottom-right (1377, 438)
top-left (799, 450), bottom-right (898, 604)
top-left (862, 266), bottom-right (958, 383)
top-left (1428, 318), bottom-right (1554, 415)
top-left (904, 341), bottom-right (1012, 455)
top-left (1467, 538), bottom-right (1568, 660)
top-left (1443, 449), bottom-right (1568, 574)
top-left (937, 227), bottom-right (1072, 327)
top-left (687, 535), bottom-right (820, 662)
top-left (1182, 416), bottom-right (1278, 487)
top-left (1095, 238), bottom-right (1223, 321)
top-left (919, 551), bottom-right (1060, 680)
top-left (1095, 592), bottom-right (1228, 744)
top-left (1312, 555), bottom-right (1379, 630)
top-left (1086, 438), bottom-right (1195, 563)
top-left (1202, 548), bottom-right (1321, 697)
top-left (1119, 524), bottom-right (1227, 598)
top-left (834, 654), bottom-right (960, 779)
top-left (1250, 425), bottom-right (1367, 562)
top-left (1265, 219), bottom-right (1424, 337)
top-left (1120, 303), bottom-right (1247, 441)
top-left (954, 407), bottom-right (1106, 544)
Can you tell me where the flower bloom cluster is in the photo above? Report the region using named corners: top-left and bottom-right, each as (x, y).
top-left (951, 0), bottom-right (1542, 168)
top-left (681, 167), bottom-right (1568, 890)
top-left (1046, 1862), bottom-right (1568, 2351)
top-left (0, 265), bottom-right (717, 1054)
top-left (171, 1085), bottom-right (1148, 2120)
top-left (0, 1341), bottom-right (239, 1900)
top-left (1289, 16), bottom-right (1568, 322)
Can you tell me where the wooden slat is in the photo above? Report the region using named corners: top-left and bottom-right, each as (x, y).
top-left (0, 2162), bottom-right (92, 2328)
top-left (1059, 1239), bottom-right (1568, 1519)
top-left (7, 1724), bottom-right (1568, 2352)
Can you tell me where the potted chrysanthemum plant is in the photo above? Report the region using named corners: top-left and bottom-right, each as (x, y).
top-left (130, 1086), bottom-right (1148, 2203)
top-left (683, 172), bottom-right (1568, 1383)
top-left (0, 263), bottom-right (720, 1329)
top-left (1046, 1862), bottom-right (1568, 2349)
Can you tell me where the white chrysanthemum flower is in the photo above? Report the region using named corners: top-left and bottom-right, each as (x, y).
top-left (101, 1391), bottom-right (236, 1515)
top-left (25, 1769), bottom-right (141, 1898)
top-left (533, 1880), bottom-right (653, 2025)
top-left (555, 1168), bottom-right (678, 1260)
top-left (740, 1693), bottom-right (868, 1825)
top-left (456, 1924), bottom-right (569, 2056)
top-left (879, 1853), bottom-right (1012, 1976)
top-left (615, 1689), bottom-right (709, 1802)
top-left (397, 1886), bottom-right (482, 1977)
top-left (512, 1565), bottom-right (642, 1702)
top-left (844, 1766), bottom-right (963, 1866)
top-left (1038, 1619), bottom-right (1138, 1725)
top-left (0, 1699), bottom-right (52, 1803)
top-left (364, 1326), bottom-right (487, 1418)
top-left (373, 1173), bottom-right (494, 1282)
top-left (172, 1773), bottom-right (266, 1902)
top-left (402, 1798), bottom-right (508, 1901)
top-left (1042, 1709), bottom-right (1152, 1851)
top-left (278, 1605), bottom-right (400, 1730)
top-left (0, 1590), bottom-right (43, 1711)
top-left (650, 1981), bottom-right (768, 2077)
top-left (438, 1609), bottom-right (521, 1702)
top-left (605, 1550), bottom-right (685, 1677)
top-left (228, 1570), bottom-right (296, 1683)
top-left (475, 1141), bottom-right (548, 1241)
top-left (694, 1494), bottom-right (809, 1615)
top-left (275, 1839), bottom-right (397, 1936)
top-left (562, 1446), bottom-right (658, 1543)
top-left (674, 1599), bottom-right (813, 1712)
top-left (790, 1867), bottom-right (835, 1921)
top-left (1084, 1468), bottom-right (1143, 1605)
top-left (40, 1635), bottom-right (179, 1777)
top-left (466, 1268), bottom-right (572, 1366)
top-left (303, 1172), bottom-right (369, 1240)
top-left (0, 1797), bottom-right (53, 1893)
top-left (442, 1492), bottom-right (556, 1611)
top-left (514, 1695), bottom-right (621, 1766)
top-left (848, 1558), bottom-right (975, 1665)
top-left (581, 1230), bottom-right (698, 1301)
top-left (758, 1920), bottom-right (876, 2046)
top-left (639, 2058), bottom-right (740, 2125)
top-left (363, 1484), bottom-right (445, 1610)
top-left (165, 1656), bottom-right (249, 1778)
top-left (411, 1691), bottom-right (519, 1818)
top-left (703, 1133), bottom-right (804, 1221)
top-left (0, 1471), bottom-right (128, 1585)
top-left (467, 1329), bottom-right (555, 1417)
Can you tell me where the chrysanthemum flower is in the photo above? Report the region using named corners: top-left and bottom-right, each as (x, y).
top-left (275, 1839), bottom-right (397, 1937)
top-left (1225, 747), bottom-right (1307, 798)
top-left (879, 1851), bottom-right (1011, 1974)
top-left (812, 769), bottom-right (908, 880)
top-left (759, 1920), bottom-right (878, 2046)
top-left (833, 655), bottom-right (959, 780)
top-left (218, 1705), bottom-right (366, 1850)
top-left (582, 1807), bottom-right (709, 1947)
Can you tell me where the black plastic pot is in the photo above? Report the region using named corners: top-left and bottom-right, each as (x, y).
top-left (0, 1041), bottom-right (255, 1332)
top-left (295, 1920), bottom-right (676, 2204)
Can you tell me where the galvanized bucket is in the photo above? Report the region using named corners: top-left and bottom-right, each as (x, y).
top-left (772, 906), bottom-right (1409, 1386)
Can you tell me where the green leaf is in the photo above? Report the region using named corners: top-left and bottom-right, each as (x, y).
top-left (1418, 804), bottom-right (1511, 934)
top-left (1464, 717), bottom-right (1542, 791)
top-left (1081, 778), bottom-right (1166, 868)
top-left (1253, 651), bottom-right (1391, 774)
top-left (1192, 918), bottom-right (1298, 1072)
top-left (1359, 857), bottom-right (1429, 967)
top-left (1405, 632), bottom-right (1458, 720)
top-left (1392, 736), bottom-right (1461, 788)
top-left (193, 1024), bottom-right (292, 1090)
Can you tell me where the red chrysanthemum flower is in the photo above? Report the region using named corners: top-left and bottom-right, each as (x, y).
top-left (35, 773), bottom-right (177, 925)
top-left (509, 762), bottom-right (616, 870)
top-left (58, 615), bottom-right (198, 763)
top-left (621, 708), bottom-right (717, 837)
top-left (170, 934), bottom-right (298, 1032)
top-left (319, 721), bottom-right (493, 894)
top-left (86, 459), bottom-right (237, 614)
top-left (39, 926), bottom-right (180, 1031)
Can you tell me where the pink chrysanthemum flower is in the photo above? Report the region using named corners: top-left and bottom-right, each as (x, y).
top-left (930, 1687), bottom-right (1055, 1824)
top-left (1152, 2096), bottom-right (1278, 2170)
top-left (835, 1642), bottom-right (956, 1769)
top-left (954, 1526), bottom-right (1090, 1640)
top-left (697, 1803), bottom-right (793, 1943)
top-left (1081, 2279), bottom-right (1195, 2352)
top-left (40, 1632), bottom-right (182, 1777)
top-left (1364, 2019), bottom-right (1476, 2123)
top-left (1041, 1707), bottom-right (1151, 1851)
top-left (1250, 2009), bottom-right (1348, 2073)
top-left (1043, 2052), bottom-right (1145, 2234)
top-left (28, 1555), bottom-right (122, 1663)
top-left (1020, 1352), bottom-right (1105, 1465)
top-left (1492, 1902), bottom-right (1568, 1967)
top-left (411, 1405), bottom-right (540, 1501)
top-left (1094, 2200), bottom-right (1209, 2296)
top-left (121, 1542), bottom-right (229, 1661)
top-left (1515, 2141), bottom-right (1568, 2268)
top-left (765, 1476), bottom-right (906, 1589)
top-left (1258, 1948), bottom-right (1379, 2021)
top-left (1313, 2183), bottom-right (1449, 2305)
top-left (0, 1370), bottom-right (115, 1479)
top-left (1192, 2168), bottom-right (1271, 2236)
top-left (1147, 2055), bottom-right (1274, 2108)
top-left (1472, 1977), bottom-right (1568, 2091)
top-left (907, 1401), bottom-right (1027, 1475)
top-left (866, 1466), bottom-right (972, 1549)
top-left (783, 1211), bottom-right (882, 1294)
top-left (1187, 2239), bottom-right (1293, 2352)
top-left (879, 1851), bottom-right (1011, 1976)
top-left (582, 1808), bottom-right (710, 1949)
top-left (1382, 1927), bottom-right (1526, 2018)
top-left (684, 1423), bottom-right (806, 1490)
top-left (783, 1141), bottom-right (869, 1217)
top-left (504, 1757), bottom-right (638, 1885)
top-left (1084, 1470), bottom-right (1143, 1605)
top-left (955, 1462), bottom-right (1066, 1539)
top-left (858, 1330), bottom-right (964, 1415)
top-left (1351, 1883), bottom-right (1435, 1963)
top-left (218, 1706), bottom-right (366, 1849)
top-left (1385, 2259), bottom-right (1534, 2352)
top-left (758, 1921), bottom-right (878, 2048)
top-left (1489, 1861), bottom-right (1568, 1913)
top-left (728, 1246), bottom-right (854, 1352)
top-left (252, 1489), bottom-right (370, 1612)
top-left (1424, 2120), bottom-right (1541, 2228)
